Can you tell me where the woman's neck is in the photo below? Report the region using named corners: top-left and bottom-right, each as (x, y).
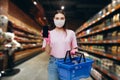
top-left (55, 27), bottom-right (65, 31)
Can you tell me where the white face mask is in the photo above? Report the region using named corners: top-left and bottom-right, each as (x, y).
top-left (54, 19), bottom-right (65, 28)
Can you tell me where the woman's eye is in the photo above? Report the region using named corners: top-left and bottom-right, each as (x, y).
top-left (61, 17), bottom-right (65, 20)
top-left (55, 17), bottom-right (65, 20)
top-left (55, 17), bottom-right (59, 20)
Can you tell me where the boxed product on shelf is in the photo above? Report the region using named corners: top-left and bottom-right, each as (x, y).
top-left (112, 0), bottom-right (119, 7)
top-left (111, 46), bottom-right (117, 55)
top-left (92, 36), bottom-right (97, 41)
top-left (115, 64), bottom-right (120, 77)
top-left (105, 46), bottom-right (112, 54)
top-left (105, 6), bottom-right (109, 13)
top-left (112, 14), bottom-right (120, 23)
top-left (86, 29), bottom-right (91, 34)
top-left (104, 31), bottom-right (117, 40)
top-left (101, 59), bottom-right (113, 70)
top-left (117, 30), bottom-right (120, 39)
top-left (96, 57), bottom-right (101, 66)
top-left (91, 68), bottom-right (102, 80)
top-left (112, 31), bottom-right (118, 39)
top-left (100, 46), bottom-right (105, 52)
top-left (108, 4), bottom-right (112, 11)
top-left (117, 46), bottom-right (120, 56)
top-left (96, 35), bottom-right (103, 41)
top-left (105, 18), bottom-right (112, 27)
top-left (106, 32), bottom-right (112, 40)
top-left (98, 11), bottom-right (104, 18)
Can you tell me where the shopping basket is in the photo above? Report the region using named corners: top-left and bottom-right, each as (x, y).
top-left (56, 50), bottom-right (94, 80)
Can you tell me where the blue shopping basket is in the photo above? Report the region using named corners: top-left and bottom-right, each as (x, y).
top-left (56, 51), bottom-right (94, 80)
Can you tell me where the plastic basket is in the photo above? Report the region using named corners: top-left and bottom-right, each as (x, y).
top-left (56, 51), bottom-right (94, 80)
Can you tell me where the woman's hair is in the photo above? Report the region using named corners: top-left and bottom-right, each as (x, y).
top-left (53, 10), bottom-right (66, 29)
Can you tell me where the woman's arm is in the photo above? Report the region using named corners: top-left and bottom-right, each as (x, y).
top-left (70, 31), bottom-right (78, 54)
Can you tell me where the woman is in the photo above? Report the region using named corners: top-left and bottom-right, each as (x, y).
top-left (42, 10), bottom-right (78, 80)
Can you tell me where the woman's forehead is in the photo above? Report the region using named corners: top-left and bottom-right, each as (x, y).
top-left (54, 13), bottom-right (65, 18)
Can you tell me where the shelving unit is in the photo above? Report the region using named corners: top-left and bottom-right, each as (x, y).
top-left (10, 22), bottom-right (43, 62)
top-left (93, 64), bottom-right (119, 80)
top-left (78, 47), bottom-right (120, 61)
top-left (76, 1), bottom-right (120, 80)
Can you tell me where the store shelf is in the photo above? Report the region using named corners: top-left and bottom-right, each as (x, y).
top-left (22, 44), bottom-right (42, 49)
top-left (76, 4), bottom-right (120, 34)
top-left (91, 74), bottom-right (98, 80)
top-left (78, 39), bottom-right (120, 44)
top-left (78, 47), bottom-right (120, 61)
top-left (78, 22), bottom-right (120, 38)
top-left (76, 2), bottom-right (120, 80)
top-left (12, 24), bottom-right (41, 36)
top-left (16, 39), bottom-right (41, 43)
top-left (93, 64), bottom-right (119, 80)
top-left (14, 47), bottom-right (42, 61)
top-left (14, 30), bottom-right (42, 39)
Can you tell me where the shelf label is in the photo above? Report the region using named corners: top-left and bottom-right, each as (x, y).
top-left (109, 41), bottom-right (112, 43)
top-left (113, 56), bottom-right (117, 59)
top-left (113, 40), bottom-right (116, 43)
top-left (102, 28), bottom-right (105, 30)
top-left (103, 54), bottom-right (106, 56)
top-left (106, 12), bottom-right (110, 15)
top-left (107, 73), bottom-right (111, 76)
top-left (97, 18), bottom-right (100, 20)
top-left (93, 21), bottom-right (95, 24)
top-left (103, 41), bottom-right (106, 43)
top-left (102, 15), bottom-right (105, 18)
top-left (111, 9), bottom-right (115, 12)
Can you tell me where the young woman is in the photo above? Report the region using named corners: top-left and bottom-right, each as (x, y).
top-left (42, 10), bottom-right (78, 80)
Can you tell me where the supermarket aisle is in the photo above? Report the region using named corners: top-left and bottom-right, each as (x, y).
top-left (1, 52), bottom-right (49, 80)
top-left (1, 52), bottom-right (93, 80)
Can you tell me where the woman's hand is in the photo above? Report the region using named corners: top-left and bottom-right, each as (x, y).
top-left (44, 31), bottom-right (50, 44)
top-left (70, 49), bottom-right (78, 55)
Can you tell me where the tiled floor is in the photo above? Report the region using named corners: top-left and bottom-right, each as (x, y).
top-left (1, 52), bottom-right (93, 80)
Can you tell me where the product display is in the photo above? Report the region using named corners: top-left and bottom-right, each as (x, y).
top-left (91, 68), bottom-right (102, 80)
top-left (76, 1), bottom-right (120, 79)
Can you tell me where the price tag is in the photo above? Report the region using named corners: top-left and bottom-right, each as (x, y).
top-left (97, 30), bottom-right (99, 32)
top-left (97, 18), bottom-right (100, 20)
top-left (107, 73), bottom-right (111, 76)
top-left (111, 9), bottom-right (115, 12)
top-left (113, 40), bottom-right (117, 43)
top-left (105, 27), bottom-right (109, 30)
top-left (102, 28), bottom-right (105, 31)
top-left (103, 54), bottom-right (106, 56)
top-left (106, 12), bottom-right (110, 15)
top-left (113, 56), bottom-right (117, 59)
top-left (102, 15), bottom-right (105, 18)
top-left (93, 21), bottom-right (95, 24)
top-left (109, 40), bottom-right (112, 43)
top-left (103, 41), bottom-right (106, 43)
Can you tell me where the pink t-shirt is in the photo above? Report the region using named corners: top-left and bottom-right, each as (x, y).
top-left (42, 29), bottom-right (78, 58)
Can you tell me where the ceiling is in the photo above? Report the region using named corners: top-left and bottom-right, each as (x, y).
top-left (11, 0), bottom-right (111, 31)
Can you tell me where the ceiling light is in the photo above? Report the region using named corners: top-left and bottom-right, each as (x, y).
top-left (43, 17), bottom-right (46, 20)
top-left (33, 1), bottom-right (37, 5)
top-left (61, 6), bottom-right (65, 10)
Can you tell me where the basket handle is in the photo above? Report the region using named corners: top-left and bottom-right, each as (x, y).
top-left (64, 50), bottom-right (72, 63)
top-left (64, 50), bottom-right (86, 63)
top-left (76, 51), bottom-right (86, 63)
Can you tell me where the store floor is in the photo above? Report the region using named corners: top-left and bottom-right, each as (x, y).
top-left (1, 52), bottom-right (93, 80)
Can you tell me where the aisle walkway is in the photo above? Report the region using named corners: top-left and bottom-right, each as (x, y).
top-left (1, 52), bottom-right (93, 80)
top-left (2, 52), bottom-right (49, 80)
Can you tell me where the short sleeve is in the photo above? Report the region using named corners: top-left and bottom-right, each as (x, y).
top-left (71, 31), bottom-right (78, 49)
